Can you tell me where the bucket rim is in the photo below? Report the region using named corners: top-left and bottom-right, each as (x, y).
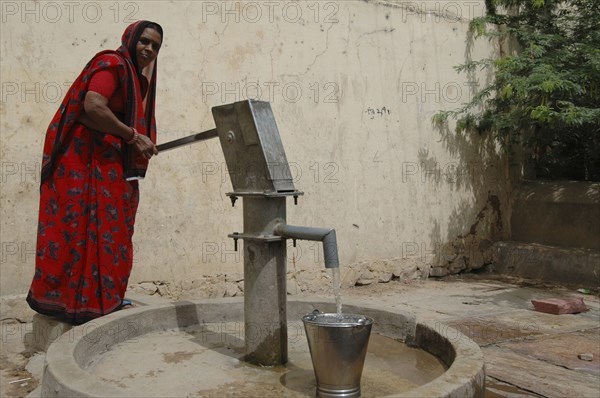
top-left (302, 312), bottom-right (374, 327)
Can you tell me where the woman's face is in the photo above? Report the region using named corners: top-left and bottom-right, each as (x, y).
top-left (136, 27), bottom-right (162, 70)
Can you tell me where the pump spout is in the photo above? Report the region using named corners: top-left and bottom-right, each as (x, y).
top-left (274, 224), bottom-right (339, 268)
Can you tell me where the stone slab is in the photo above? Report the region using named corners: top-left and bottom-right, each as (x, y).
top-left (473, 309), bottom-right (600, 335)
top-left (485, 377), bottom-right (544, 398)
top-left (498, 330), bottom-right (600, 377)
top-left (445, 317), bottom-right (542, 346)
top-left (371, 282), bottom-right (531, 321)
top-left (29, 314), bottom-right (74, 352)
top-left (483, 346), bottom-right (600, 398)
top-left (531, 297), bottom-right (588, 315)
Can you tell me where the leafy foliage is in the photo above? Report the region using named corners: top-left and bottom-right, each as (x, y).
top-left (434, 0), bottom-right (600, 181)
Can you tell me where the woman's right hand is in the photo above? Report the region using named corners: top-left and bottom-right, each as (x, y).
top-left (79, 92), bottom-right (158, 159)
top-left (133, 133), bottom-right (158, 159)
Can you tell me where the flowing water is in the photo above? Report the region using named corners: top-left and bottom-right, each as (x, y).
top-left (330, 267), bottom-right (342, 316)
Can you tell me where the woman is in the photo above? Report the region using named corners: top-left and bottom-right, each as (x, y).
top-left (26, 21), bottom-right (163, 324)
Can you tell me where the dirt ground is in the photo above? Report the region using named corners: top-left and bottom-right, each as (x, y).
top-left (0, 350), bottom-right (39, 397)
top-left (1, 307), bottom-right (40, 398)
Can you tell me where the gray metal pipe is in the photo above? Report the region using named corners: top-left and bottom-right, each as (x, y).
top-left (274, 224), bottom-right (339, 268)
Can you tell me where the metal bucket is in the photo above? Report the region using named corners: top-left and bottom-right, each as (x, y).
top-left (302, 312), bottom-right (374, 398)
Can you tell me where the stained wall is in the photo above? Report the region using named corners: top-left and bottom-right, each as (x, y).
top-left (0, 0), bottom-right (507, 295)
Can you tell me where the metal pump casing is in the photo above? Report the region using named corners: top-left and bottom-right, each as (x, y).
top-left (212, 100), bottom-right (296, 194)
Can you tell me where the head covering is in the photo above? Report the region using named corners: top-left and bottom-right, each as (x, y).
top-left (40, 20), bottom-right (163, 183)
top-left (117, 20), bottom-right (162, 179)
top-left (124, 21), bottom-right (163, 78)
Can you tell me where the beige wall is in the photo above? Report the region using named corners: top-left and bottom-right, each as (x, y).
top-left (0, 0), bottom-right (507, 295)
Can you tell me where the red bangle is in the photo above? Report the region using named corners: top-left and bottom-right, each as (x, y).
top-left (126, 127), bottom-right (139, 144)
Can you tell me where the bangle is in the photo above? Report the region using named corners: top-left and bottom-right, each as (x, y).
top-left (126, 127), bottom-right (139, 144)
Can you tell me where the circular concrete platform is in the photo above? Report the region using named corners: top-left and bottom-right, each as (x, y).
top-left (40, 298), bottom-right (485, 397)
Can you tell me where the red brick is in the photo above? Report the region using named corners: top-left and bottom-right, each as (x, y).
top-left (531, 298), bottom-right (587, 315)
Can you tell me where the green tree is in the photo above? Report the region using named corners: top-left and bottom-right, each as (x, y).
top-left (434, 0), bottom-right (600, 181)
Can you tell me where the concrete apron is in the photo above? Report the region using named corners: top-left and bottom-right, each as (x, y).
top-left (38, 297), bottom-right (485, 398)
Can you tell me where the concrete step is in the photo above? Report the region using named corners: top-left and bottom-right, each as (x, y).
top-left (28, 292), bottom-right (171, 352)
top-left (492, 241), bottom-right (600, 288)
top-left (511, 180), bottom-right (600, 250)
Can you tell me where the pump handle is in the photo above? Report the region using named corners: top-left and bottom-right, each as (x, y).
top-left (156, 129), bottom-right (219, 152)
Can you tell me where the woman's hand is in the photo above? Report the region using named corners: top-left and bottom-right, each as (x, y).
top-left (79, 91), bottom-right (158, 159)
top-left (132, 133), bottom-right (158, 159)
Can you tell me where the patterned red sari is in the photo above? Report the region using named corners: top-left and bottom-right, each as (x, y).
top-left (27, 21), bottom-right (161, 324)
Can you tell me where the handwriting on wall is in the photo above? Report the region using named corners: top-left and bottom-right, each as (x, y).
top-left (365, 107), bottom-right (391, 119)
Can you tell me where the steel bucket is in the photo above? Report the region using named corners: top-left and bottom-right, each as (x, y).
top-left (302, 312), bottom-right (373, 398)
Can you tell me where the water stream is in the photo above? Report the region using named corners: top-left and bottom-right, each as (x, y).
top-left (330, 267), bottom-right (342, 316)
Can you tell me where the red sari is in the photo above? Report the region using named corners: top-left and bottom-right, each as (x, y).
top-left (27, 21), bottom-right (160, 324)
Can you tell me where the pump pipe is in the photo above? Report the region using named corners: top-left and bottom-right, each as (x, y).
top-left (274, 224), bottom-right (339, 268)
